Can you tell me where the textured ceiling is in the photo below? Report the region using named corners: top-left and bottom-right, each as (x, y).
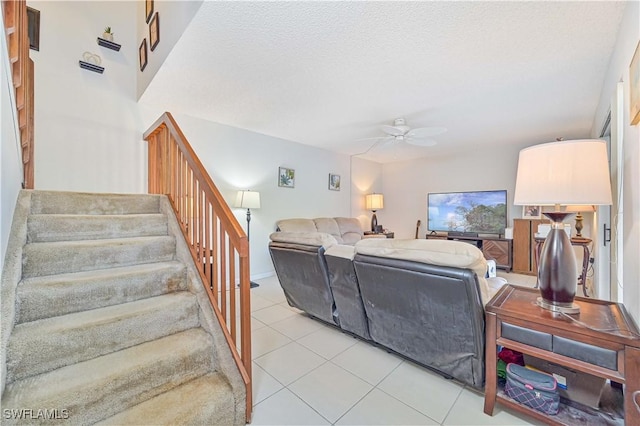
top-left (140, 1), bottom-right (626, 163)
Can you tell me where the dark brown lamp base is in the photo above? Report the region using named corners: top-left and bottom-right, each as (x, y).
top-left (538, 211), bottom-right (579, 314)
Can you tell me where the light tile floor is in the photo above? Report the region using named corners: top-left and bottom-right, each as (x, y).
top-left (249, 272), bottom-right (542, 425)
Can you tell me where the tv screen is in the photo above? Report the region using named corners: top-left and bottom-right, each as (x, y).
top-left (427, 190), bottom-right (507, 235)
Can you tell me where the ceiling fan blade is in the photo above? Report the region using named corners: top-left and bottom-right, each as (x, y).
top-left (379, 138), bottom-right (397, 149)
top-left (406, 138), bottom-right (437, 147)
top-left (355, 136), bottom-right (390, 142)
top-left (406, 127), bottom-right (447, 138)
top-left (381, 125), bottom-right (406, 136)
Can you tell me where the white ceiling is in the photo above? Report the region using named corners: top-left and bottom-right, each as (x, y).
top-left (140, 1), bottom-right (626, 163)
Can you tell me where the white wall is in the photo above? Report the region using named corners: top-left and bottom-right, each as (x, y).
top-left (351, 156), bottom-right (383, 231)
top-left (0, 21), bottom-right (24, 268)
top-left (153, 112), bottom-right (354, 279)
top-left (592, 1), bottom-right (640, 324)
top-left (29, 1), bottom-right (146, 193)
top-left (136, 0), bottom-right (202, 99)
top-left (381, 147), bottom-right (522, 240)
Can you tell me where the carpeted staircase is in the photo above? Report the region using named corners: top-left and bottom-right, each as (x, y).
top-left (0, 190), bottom-right (245, 425)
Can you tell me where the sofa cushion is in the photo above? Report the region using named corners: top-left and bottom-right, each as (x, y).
top-left (335, 217), bottom-right (364, 245)
top-left (276, 218), bottom-right (317, 233)
top-left (269, 231), bottom-right (337, 248)
top-left (313, 218), bottom-right (343, 243)
top-left (355, 239), bottom-right (486, 274)
top-left (325, 244), bottom-right (356, 260)
top-left (355, 238), bottom-right (501, 305)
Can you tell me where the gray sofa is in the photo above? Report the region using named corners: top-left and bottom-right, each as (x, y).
top-left (268, 219), bottom-right (506, 389)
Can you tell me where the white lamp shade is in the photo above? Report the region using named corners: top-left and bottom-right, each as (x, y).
top-left (365, 193), bottom-right (384, 210)
top-left (514, 139), bottom-right (612, 206)
top-left (235, 190), bottom-right (261, 209)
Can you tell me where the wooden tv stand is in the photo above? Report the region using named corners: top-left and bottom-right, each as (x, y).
top-left (425, 233), bottom-right (512, 272)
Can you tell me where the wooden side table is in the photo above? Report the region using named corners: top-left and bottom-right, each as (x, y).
top-left (484, 285), bottom-right (640, 425)
top-left (364, 231), bottom-right (394, 238)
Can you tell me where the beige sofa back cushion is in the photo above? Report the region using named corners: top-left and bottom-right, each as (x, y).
top-left (334, 217), bottom-right (364, 245)
top-left (355, 239), bottom-right (487, 280)
top-left (276, 217), bottom-right (365, 245)
top-left (269, 231), bottom-right (338, 248)
top-left (355, 238), bottom-right (501, 304)
top-left (313, 218), bottom-right (343, 243)
top-left (276, 218), bottom-right (317, 233)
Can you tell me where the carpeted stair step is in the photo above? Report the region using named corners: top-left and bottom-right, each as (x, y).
top-left (7, 292), bottom-right (200, 382)
top-left (30, 191), bottom-right (160, 215)
top-left (96, 373), bottom-right (235, 426)
top-left (27, 214), bottom-right (168, 242)
top-left (15, 261), bottom-right (187, 323)
top-left (21, 235), bottom-right (175, 278)
top-left (1, 328), bottom-right (214, 426)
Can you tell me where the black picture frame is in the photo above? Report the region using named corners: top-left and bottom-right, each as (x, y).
top-left (145, 0), bottom-right (154, 24)
top-left (139, 39), bottom-right (148, 72)
top-left (27, 7), bottom-right (40, 51)
top-left (149, 13), bottom-right (160, 51)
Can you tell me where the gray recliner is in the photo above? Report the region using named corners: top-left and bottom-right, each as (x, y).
top-left (353, 253), bottom-right (485, 388)
top-left (268, 223), bottom-right (507, 389)
top-left (268, 239), bottom-right (338, 326)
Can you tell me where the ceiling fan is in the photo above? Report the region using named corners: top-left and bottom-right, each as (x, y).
top-left (366, 118), bottom-right (447, 148)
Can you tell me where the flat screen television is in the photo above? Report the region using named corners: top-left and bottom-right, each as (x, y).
top-left (427, 190), bottom-right (507, 235)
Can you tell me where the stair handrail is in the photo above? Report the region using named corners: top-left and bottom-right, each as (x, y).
top-left (2, 0), bottom-right (35, 189)
top-left (143, 112), bottom-right (252, 422)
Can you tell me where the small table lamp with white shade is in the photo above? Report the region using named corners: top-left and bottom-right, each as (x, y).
top-left (514, 139), bottom-right (612, 314)
top-left (365, 193), bottom-right (384, 232)
top-left (234, 190), bottom-right (261, 288)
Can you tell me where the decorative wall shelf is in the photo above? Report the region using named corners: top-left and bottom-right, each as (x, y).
top-left (79, 60), bottom-right (104, 74)
top-left (97, 37), bottom-right (121, 51)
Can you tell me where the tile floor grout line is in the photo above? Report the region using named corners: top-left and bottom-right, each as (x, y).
top-left (437, 382), bottom-right (466, 426)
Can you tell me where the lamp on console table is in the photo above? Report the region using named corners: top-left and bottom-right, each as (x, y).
top-left (514, 139), bottom-right (611, 314)
top-left (365, 193), bottom-right (384, 232)
top-left (234, 190), bottom-right (261, 288)
top-left (565, 205), bottom-right (595, 238)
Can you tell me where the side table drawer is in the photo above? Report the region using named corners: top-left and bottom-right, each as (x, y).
top-left (553, 336), bottom-right (618, 370)
top-left (501, 322), bottom-right (552, 351)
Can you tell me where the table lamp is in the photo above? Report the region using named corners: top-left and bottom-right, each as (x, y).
top-left (514, 139), bottom-right (612, 314)
top-left (365, 193), bottom-right (384, 232)
top-left (565, 205), bottom-right (595, 238)
top-left (235, 190), bottom-right (261, 288)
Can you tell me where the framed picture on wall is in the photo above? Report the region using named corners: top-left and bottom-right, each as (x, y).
top-left (328, 174), bottom-right (340, 191)
top-left (278, 167), bottom-right (295, 188)
top-left (145, 0), bottom-right (154, 23)
top-left (522, 205), bottom-right (541, 219)
top-left (149, 13), bottom-right (160, 51)
top-left (139, 39), bottom-right (148, 71)
top-left (27, 7), bottom-right (40, 51)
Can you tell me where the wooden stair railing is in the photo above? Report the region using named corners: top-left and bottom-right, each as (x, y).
top-left (2, 0), bottom-right (34, 189)
top-left (144, 112), bottom-right (253, 422)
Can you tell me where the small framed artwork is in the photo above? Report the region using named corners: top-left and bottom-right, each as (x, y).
top-left (149, 12), bottom-right (160, 51)
top-left (630, 41), bottom-right (640, 125)
top-left (26, 7), bottom-right (40, 51)
top-left (522, 205), bottom-right (541, 219)
top-left (139, 39), bottom-right (148, 71)
top-left (145, 0), bottom-right (154, 24)
top-left (328, 174), bottom-right (340, 191)
top-left (278, 167), bottom-right (295, 188)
